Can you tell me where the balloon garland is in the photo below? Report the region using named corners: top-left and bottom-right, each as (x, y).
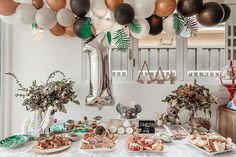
top-left (0, 0), bottom-right (231, 52)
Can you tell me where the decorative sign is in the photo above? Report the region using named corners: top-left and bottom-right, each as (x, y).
top-left (138, 120), bottom-right (155, 134)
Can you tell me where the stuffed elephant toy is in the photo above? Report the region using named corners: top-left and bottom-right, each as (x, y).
top-left (116, 103), bottom-right (142, 119)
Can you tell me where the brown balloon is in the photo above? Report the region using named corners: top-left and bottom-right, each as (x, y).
top-left (65, 25), bottom-right (76, 37)
top-left (50, 23), bottom-right (65, 36)
top-left (0, 0), bottom-right (18, 16)
top-left (105, 0), bottom-right (123, 12)
top-left (155, 0), bottom-right (176, 17)
top-left (47, 0), bottom-right (66, 12)
top-left (32, 0), bottom-right (44, 10)
top-left (146, 15), bottom-right (163, 35)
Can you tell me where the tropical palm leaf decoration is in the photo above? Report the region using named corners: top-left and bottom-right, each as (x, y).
top-left (128, 21), bottom-right (142, 34)
top-left (113, 28), bottom-right (130, 53)
top-left (173, 13), bottom-right (185, 35)
top-left (184, 17), bottom-right (199, 37)
top-left (107, 31), bottom-right (112, 45)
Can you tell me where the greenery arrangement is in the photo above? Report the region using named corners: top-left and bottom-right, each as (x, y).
top-left (6, 70), bottom-right (80, 113)
top-left (173, 13), bottom-right (199, 37)
top-left (113, 28), bottom-right (130, 53)
top-left (162, 79), bottom-right (217, 121)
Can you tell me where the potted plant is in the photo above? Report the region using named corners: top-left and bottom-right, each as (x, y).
top-left (162, 79), bottom-right (217, 124)
top-left (6, 70), bottom-right (80, 131)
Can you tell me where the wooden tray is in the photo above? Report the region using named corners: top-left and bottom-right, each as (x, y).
top-left (32, 142), bottom-right (72, 155)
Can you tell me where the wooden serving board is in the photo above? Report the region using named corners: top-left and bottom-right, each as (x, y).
top-left (32, 142), bottom-right (72, 155)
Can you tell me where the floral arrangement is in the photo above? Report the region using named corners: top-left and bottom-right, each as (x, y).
top-left (6, 70), bottom-right (80, 113)
top-left (162, 79), bottom-right (217, 119)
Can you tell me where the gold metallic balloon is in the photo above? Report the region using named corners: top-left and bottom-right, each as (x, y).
top-left (50, 23), bottom-right (65, 36)
top-left (105, 0), bottom-right (123, 12)
top-left (91, 25), bottom-right (96, 36)
top-left (0, 0), bottom-right (18, 16)
top-left (32, 0), bottom-right (44, 10)
top-left (65, 25), bottom-right (76, 37)
top-left (47, 0), bottom-right (66, 12)
top-left (155, 0), bottom-right (176, 17)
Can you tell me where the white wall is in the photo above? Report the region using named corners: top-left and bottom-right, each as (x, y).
top-left (8, 23), bottom-right (229, 135)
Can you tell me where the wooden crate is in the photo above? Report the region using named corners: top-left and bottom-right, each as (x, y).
top-left (219, 105), bottom-right (236, 143)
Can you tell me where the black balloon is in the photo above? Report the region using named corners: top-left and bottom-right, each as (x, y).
top-left (177, 0), bottom-right (203, 17)
top-left (221, 4), bottom-right (231, 23)
top-left (114, 3), bottom-right (135, 25)
top-left (146, 15), bottom-right (163, 35)
top-left (73, 17), bottom-right (90, 39)
top-left (197, 2), bottom-right (224, 27)
top-left (70, 0), bottom-right (90, 17)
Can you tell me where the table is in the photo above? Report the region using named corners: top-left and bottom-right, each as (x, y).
top-left (0, 135), bottom-right (236, 157)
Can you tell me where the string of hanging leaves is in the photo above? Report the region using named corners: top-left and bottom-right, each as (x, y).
top-left (128, 21), bottom-right (142, 34)
top-left (173, 13), bottom-right (199, 37)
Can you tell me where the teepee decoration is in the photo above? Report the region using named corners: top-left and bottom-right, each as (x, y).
top-left (137, 61), bottom-right (154, 84)
top-left (155, 66), bottom-right (165, 84)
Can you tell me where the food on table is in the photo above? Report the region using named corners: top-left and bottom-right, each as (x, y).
top-left (156, 132), bottom-right (173, 143)
top-left (65, 116), bottom-right (100, 133)
top-left (117, 127), bottom-right (125, 134)
top-left (95, 126), bottom-right (106, 135)
top-left (0, 134), bottom-right (34, 148)
top-left (36, 135), bottom-right (71, 150)
top-left (108, 126), bottom-right (117, 134)
top-left (127, 135), bottom-right (164, 152)
top-left (190, 117), bottom-right (211, 133)
top-left (66, 133), bottom-right (82, 142)
top-left (80, 129), bottom-right (117, 150)
top-left (187, 132), bottom-right (233, 153)
top-left (165, 125), bottom-right (189, 139)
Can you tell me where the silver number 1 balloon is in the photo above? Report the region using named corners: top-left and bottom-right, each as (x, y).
top-left (83, 34), bottom-right (115, 110)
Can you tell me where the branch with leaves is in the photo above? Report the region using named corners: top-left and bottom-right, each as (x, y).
top-left (6, 70), bottom-right (80, 113)
top-left (113, 28), bottom-right (130, 53)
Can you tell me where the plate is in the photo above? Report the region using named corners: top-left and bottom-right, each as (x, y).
top-left (186, 139), bottom-right (233, 155)
top-left (32, 141), bottom-right (72, 155)
top-left (0, 134), bottom-right (34, 149)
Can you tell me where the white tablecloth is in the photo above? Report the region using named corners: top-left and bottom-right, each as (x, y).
top-left (0, 135), bottom-right (236, 157)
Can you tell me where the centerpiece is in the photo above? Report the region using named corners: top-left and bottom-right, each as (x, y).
top-left (162, 79), bottom-right (217, 125)
top-left (6, 70), bottom-right (80, 132)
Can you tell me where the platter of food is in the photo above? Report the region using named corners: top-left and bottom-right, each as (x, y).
top-left (127, 135), bottom-right (164, 153)
top-left (32, 135), bottom-right (72, 155)
top-left (164, 125), bottom-right (189, 139)
top-left (186, 132), bottom-right (233, 155)
top-left (80, 126), bottom-right (118, 152)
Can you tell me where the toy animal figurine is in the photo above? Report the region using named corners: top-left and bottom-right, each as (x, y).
top-left (38, 106), bottom-right (57, 135)
top-left (164, 106), bottom-right (181, 125)
top-left (116, 102), bottom-right (142, 119)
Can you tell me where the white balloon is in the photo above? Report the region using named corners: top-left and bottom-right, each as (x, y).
top-left (163, 14), bottom-right (176, 35)
top-left (91, 0), bottom-right (109, 19)
top-left (57, 8), bottom-right (74, 27)
top-left (124, 0), bottom-right (135, 8)
top-left (0, 14), bottom-right (19, 25)
top-left (134, 0), bottom-right (155, 18)
top-left (93, 17), bottom-right (114, 32)
top-left (15, 3), bottom-right (37, 25)
top-left (35, 7), bottom-right (57, 30)
top-left (130, 17), bottom-right (150, 39)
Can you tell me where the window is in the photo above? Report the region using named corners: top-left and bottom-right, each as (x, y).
top-left (186, 24), bottom-right (225, 78)
top-left (137, 32), bottom-right (177, 78)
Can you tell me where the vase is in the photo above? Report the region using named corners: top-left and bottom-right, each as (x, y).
top-left (83, 34), bottom-right (115, 109)
top-left (33, 110), bottom-right (45, 133)
top-left (188, 110), bottom-right (195, 126)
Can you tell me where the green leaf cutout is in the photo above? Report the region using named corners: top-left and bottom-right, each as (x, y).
top-left (107, 31), bottom-right (112, 45)
top-left (173, 13), bottom-right (185, 35)
top-left (128, 21), bottom-right (142, 34)
top-left (113, 28), bottom-right (130, 53)
top-left (80, 18), bottom-right (93, 40)
top-left (184, 16), bottom-right (199, 37)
